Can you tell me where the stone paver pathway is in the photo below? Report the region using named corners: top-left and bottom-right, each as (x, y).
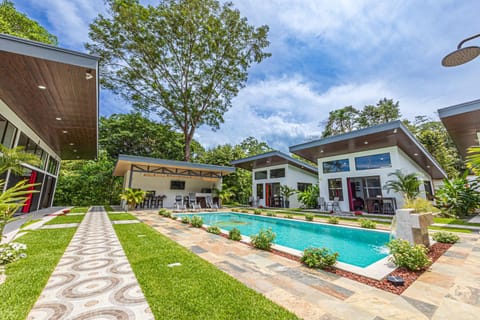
top-left (28, 207), bottom-right (153, 320)
top-left (134, 210), bottom-right (480, 320)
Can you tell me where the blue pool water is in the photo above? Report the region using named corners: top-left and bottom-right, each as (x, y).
top-left (178, 212), bottom-right (389, 268)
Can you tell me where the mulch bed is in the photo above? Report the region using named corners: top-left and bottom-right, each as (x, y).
top-left (194, 221), bottom-right (453, 295)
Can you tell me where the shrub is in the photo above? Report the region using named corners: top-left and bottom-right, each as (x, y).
top-left (229, 228), bottom-right (242, 241)
top-left (253, 209), bottom-right (262, 215)
top-left (251, 228), bottom-right (276, 250)
top-left (266, 212), bottom-right (275, 217)
top-left (231, 208), bottom-right (239, 212)
top-left (435, 172), bottom-right (480, 218)
top-left (207, 226), bottom-right (221, 235)
top-left (297, 184), bottom-right (319, 208)
top-left (240, 209), bottom-right (249, 213)
top-left (359, 218), bottom-right (376, 229)
top-left (403, 197), bottom-right (440, 213)
top-left (181, 216), bottom-right (191, 224)
top-left (432, 231), bottom-right (460, 244)
top-left (285, 214), bottom-right (294, 219)
top-left (171, 216), bottom-right (178, 220)
top-left (301, 247), bottom-right (338, 269)
top-left (328, 216), bottom-right (339, 224)
top-left (387, 239), bottom-right (431, 271)
top-left (305, 214), bottom-right (314, 221)
top-left (0, 242), bottom-right (27, 265)
top-left (158, 208), bottom-right (172, 217)
top-left (190, 216), bottom-right (203, 228)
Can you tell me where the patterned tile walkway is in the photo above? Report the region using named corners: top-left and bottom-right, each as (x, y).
top-left (134, 210), bottom-right (480, 320)
top-left (28, 207), bottom-right (153, 320)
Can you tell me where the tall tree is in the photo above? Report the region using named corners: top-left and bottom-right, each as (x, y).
top-left (357, 98), bottom-right (401, 128)
top-left (322, 106), bottom-right (360, 137)
top-left (87, 0), bottom-right (270, 161)
top-left (99, 112), bottom-right (203, 160)
top-left (0, 0), bottom-right (57, 45)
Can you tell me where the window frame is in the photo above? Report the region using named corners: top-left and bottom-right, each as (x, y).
top-left (269, 168), bottom-right (285, 179)
top-left (355, 153), bottom-right (392, 171)
top-left (327, 178), bottom-right (344, 201)
top-left (322, 159), bottom-right (350, 173)
top-left (254, 170), bottom-right (267, 180)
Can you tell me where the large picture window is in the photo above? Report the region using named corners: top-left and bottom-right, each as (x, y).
top-left (322, 159), bottom-right (350, 173)
top-left (0, 116), bottom-right (17, 148)
top-left (355, 153), bottom-right (391, 170)
top-left (254, 170), bottom-right (267, 180)
top-left (270, 168), bottom-right (285, 178)
top-left (328, 178), bottom-right (343, 201)
top-left (256, 184), bottom-right (264, 199)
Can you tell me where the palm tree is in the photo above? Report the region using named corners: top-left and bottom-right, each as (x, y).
top-left (385, 170), bottom-right (421, 200)
top-left (280, 185), bottom-right (297, 208)
top-left (0, 145), bottom-right (40, 175)
top-left (214, 185), bottom-right (237, 207)
top-left (120, 188), bottom-right (146, 211)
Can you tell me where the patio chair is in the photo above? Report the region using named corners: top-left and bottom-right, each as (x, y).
top-left (206, 196), bottom-right (218, 210)
top-left (318, 197), bottom-right (326, 211)
top-left (174, 195), bottom-right (186, 211)
top-left (188, 193), bottom-right (197, 209)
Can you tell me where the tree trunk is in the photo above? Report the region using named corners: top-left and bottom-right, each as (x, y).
top-left (184, 129), bottom-right (194, 162)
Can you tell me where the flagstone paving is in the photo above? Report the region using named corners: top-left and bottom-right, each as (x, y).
top-left (28, 207), bottom-right (153, 320)
top-left (133, 210), bottom-right (480, 320)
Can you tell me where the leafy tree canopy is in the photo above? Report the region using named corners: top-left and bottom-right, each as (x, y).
top-left (87, 0), bottom-right (271, 161)
top-left (99, 112), bottom-right (204, 160)
top-left (0, 0), bottom-right (57, 45)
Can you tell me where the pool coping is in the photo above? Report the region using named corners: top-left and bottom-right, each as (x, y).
top-left (176, 211), bottom-right (397, 280)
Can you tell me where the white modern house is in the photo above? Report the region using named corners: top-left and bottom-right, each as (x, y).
top-left (289, 121), bottom-right (447, 213)
top-left (231, 150), bottom-right (318, 208)
top-left (113, 155), bottom-right (235, 209)
top-left (0, 34), bottom-right (99, 212)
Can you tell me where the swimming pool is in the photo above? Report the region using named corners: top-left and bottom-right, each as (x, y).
top-left (178, 212), bottom-right (389, 268)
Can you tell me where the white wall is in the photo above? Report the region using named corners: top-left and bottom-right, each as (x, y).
top-left (252, 164), bottom-right (317, 208)
top-left (124, 170), bottom-right (222, 208)
top-left (318, 146), bottom-right (435, 212)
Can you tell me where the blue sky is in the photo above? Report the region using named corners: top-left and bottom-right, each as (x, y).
top-left (14, 0), bottom-right (480, 152)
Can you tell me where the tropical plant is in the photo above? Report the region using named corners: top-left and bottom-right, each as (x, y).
top-left (301, 247), bottom-right (338, 269)
top-left (280, 185), bottom-right (296, 208)
top-left (87, 0), bottom-right (270, 161)
top-left (190, 216), bottom-right (203, 228)
top-left (206, 226), bottom-right (221, 235)
top-left (305, 214), bottom-right (314, 221)
top-left (253, 209), bottom-right (262, 215)
top-left (328, 216), bottom-right (339, 224)
top-left (228, 228), bottom-right (241, 241)
top-left (387, 239), bottom-right (431, 271)
top-left (181, 216), bottom-right (191, 224)
top-left (435, 171), bottom-right (480, 217)
top-left (214, 185), bottom-right (237, 207)
top-left (119, 188), bottom-right (146, 211)
top-left (432, 232), bottom-right (459, 244)
top-left (297, 184), bottom-right (319, 208)
top-left (0, 145), bottom-right (40, 175)
top-left (250, 228), bottom-right (275, 250)
top-left (266, 211), bottom-right (275, 217)
top-left (402, 197), bottom-right (440, 213)
top-left (466, 146), bottom-right (480, 175)
top-left (384, 170), bottom-right (421, 200)
top-left (158, 208), bottom-right (172, 218)
top-left (0, 180), bottom-right (38, 239)
top-left (284, 214), bottom-right (294, 219)
top-left (359, 218), bottom-right (376, 229)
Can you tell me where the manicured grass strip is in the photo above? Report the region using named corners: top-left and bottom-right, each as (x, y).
top-left (104, 205), bottom-right (115, 212)
top-left (44, 215), bottom-right (84, 225)
top-left (20, 219), bottom-right (42, 229)
top-left (433, 217), bottom-right (480, 227)
top-left (0, 228), bottom-right (76, 320)
top-left (428, 226), bottom-right (473, 234)
top-left (70, 206), bottom-right (89, 213)
top-left (114, 223), bottom-right (298, 320)
top-left (108, 213), bottom-right (137, 221)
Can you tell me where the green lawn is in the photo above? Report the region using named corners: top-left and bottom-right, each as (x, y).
top-left (428, 226), bottom-right (473, 234)
top-left (108, 213), bottom-right (137, 221)
top-left (433, 217), bottom-right (480, 227)
top-left (0, 228), bottom-right (76, 320)
top-left (20, 219), bottom-right (42, 229)
top-left (44, 215), bottom-right (84, 225)
top-left (69, 206), bottom-right (89, 213)
top-left (113, 223), bottom-right (298, 320)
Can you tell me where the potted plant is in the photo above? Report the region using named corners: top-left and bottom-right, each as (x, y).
top-left (280, 185), bottom-right (297, 208)
top-left (120, 188), bottom-right (146, 211)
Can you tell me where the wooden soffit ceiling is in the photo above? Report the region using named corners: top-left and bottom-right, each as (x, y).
top-left (0, 34), bottom-right (99, 160)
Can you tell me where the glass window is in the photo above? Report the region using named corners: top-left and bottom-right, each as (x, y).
top-left (17, 132), bottom-right (28, 149)
top-left (2, 122), bottom-right (17, 148)
top-left (423, 181), bottom-right (434, 201)
top-left (365, 177), bottom-right (382, 198)
top-left (322, 159), bottom-right (350, 173)
top-left (254, 170), bottom-right (267, 180)
top-left (170, 180), bottom-right (185, 190)
top-left (355, 153), bottom-right (391, 170)
top-left (328, 178), bottom-right (343, 201)
top-left (40, 151), bottom-right (48, 170)
top-left (0, 117), bottom-right (6, 140)
top-left (297, 183), bottom-right (312, 192)
top-left (256, 184), bottom-right (264, 199)
top-left (270, 168), bottom-right (285, 178)
top-left (47, 157), bottom-right (59, 175)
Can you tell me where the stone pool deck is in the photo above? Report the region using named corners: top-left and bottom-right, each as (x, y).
top-left (134, 210), bottom-right (480, 320)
